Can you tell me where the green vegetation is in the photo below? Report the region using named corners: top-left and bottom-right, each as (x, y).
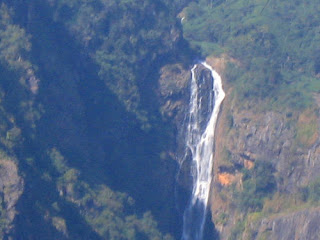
top-left (235, 178), bottom-right (320, 240)
top-left (0, 1), bottom-right (184, 238)
top-left (236, 160), bottom-right (276, 212)
top-left (216, 212), bottom-right (228, 226)
top-left (182, 0), bottom-right (320, 110)
top-left (180, 1), bottom-right (320, 238)
top-left (50, 0), bottom-right (184, 126)
top-left (226, 160), bottom-right (277, 239)
top-left (1, 0), bottom-right (319, 239)
top-left (50, 148), bottom-right (173, 239)
top-left (296, 108), bottom-right (319, 148)
top-left (299, 178), bottom-right (320, 204)
top-left (308, 179), bottom-right (320, 203)
top-left (0, 4), bottom-right (32, 81)
top-left (228, 219), bottom-right (245, 240)
top-left (0, 22), bottom-right (31, 70)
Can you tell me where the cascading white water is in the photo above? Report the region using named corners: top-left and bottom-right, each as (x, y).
top-left (181, 62), bottom-right (225, 240)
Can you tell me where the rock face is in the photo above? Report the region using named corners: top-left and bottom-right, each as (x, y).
top-left (158, 64), bottom-right (190, 123)
top-left (159, 56), bottom-right (320, 240)
top-left (211, 105), bottom-right (320, 238)
top-left (158, 63), bottom-right (191, 202)
top-left (209, 57), bottom-right (320, 239)
top-left (218, 109), bottom-right (320, 192)
top-left (254, 208), bottom-right (320, 240)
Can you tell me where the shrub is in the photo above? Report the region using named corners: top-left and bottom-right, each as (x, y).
top-left (238, 160), bottom-right (276, 212)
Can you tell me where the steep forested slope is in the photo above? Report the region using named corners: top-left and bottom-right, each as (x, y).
top-left (45, 0), bottom-right (190, 126)
top-left (0, 0), bottom-right (193, 239)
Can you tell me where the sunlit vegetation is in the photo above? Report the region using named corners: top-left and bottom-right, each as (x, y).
top-left (182, 0), bottom-right (320, 110)
top-left (234, 160), bottom-right (276, 212)
top-left (0, 4), bottom-right (32, 80)
top-left (296, 108), bottom-right (319, 148)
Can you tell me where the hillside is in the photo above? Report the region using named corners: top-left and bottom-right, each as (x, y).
top-left (0, 0), bottom-right (319, 240)
top-left (0, 0), bottom-right (191, 239)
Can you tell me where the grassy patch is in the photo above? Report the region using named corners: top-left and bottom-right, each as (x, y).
top-left (296, 108), bottom-right (318, 148)
top-left (219, 147), bottom-right (233, 167)
top-left (228, 219), bottom-right (245, 240)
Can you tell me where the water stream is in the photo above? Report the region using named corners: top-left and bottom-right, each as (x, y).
top-left (181, 62), bottom-right (225, 240)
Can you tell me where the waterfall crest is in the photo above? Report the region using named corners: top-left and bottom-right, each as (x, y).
top-left (181, 62), bottom-right (225, 240)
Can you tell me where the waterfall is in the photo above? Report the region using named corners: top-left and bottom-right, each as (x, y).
top-left (181, 62), bottom-right (225, 240)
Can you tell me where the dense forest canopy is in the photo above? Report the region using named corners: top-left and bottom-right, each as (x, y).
top-left (47, 0), bottom-right (187, 126)
top-left (182, 0), bottom-right (320, 110)
top-left (0, 0), bottom-right (192, 239)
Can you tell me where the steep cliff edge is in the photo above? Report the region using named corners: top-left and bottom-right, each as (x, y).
top-left (158, 55), bottom-right (320, 240)
top-left (209, 57), bottom-right (320, 240)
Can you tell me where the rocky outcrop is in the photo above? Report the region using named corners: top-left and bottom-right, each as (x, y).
top-left (0, 158), bottom-right (23, 236)
top-left (158, 55), bottom-right (320, 240)
top-left (208, 55), bottom-right (320, 239)
top-left (218, 110), bottom-right (320, 191)
top-left (158, 63), bottom-right (192, 206)
top-left (158, 63), bottom-right (190, 123)
top-left (252, 208), bottom-right (320, 240)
